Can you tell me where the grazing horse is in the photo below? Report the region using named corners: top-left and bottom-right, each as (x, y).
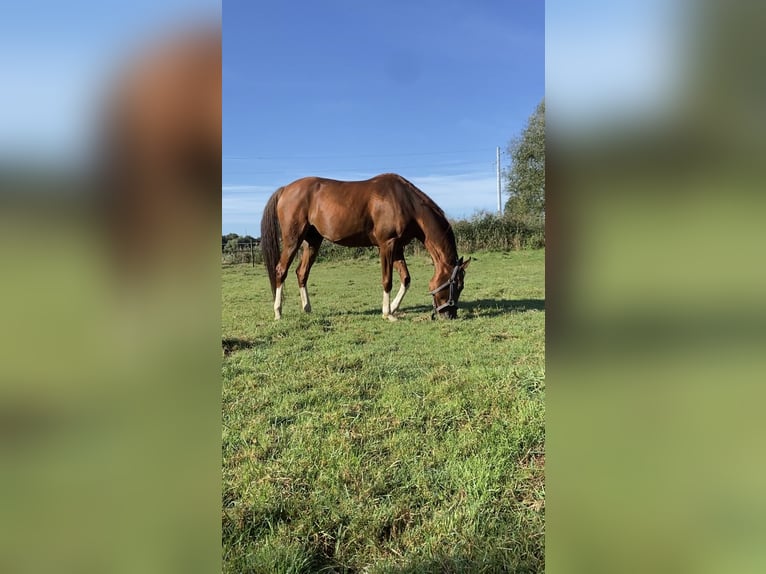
top-left (260, 173), bottom-right (470, 320)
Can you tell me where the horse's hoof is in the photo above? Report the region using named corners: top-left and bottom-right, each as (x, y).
top-left (385, 314), bottom-right (398, 322)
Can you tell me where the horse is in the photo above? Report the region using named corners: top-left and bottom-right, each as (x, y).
top-left (260, 173), bottom-right (470, 320)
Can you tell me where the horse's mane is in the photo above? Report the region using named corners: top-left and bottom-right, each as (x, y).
top-left (386, 173), bottom-right (457, 252)
top-left (311, 173), bottom-right (442, 219)
top-left (384, 174), bottom-right (448, 221)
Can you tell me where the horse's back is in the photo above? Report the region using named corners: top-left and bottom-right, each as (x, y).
top-left (277, 174), bottom-right (417, 246)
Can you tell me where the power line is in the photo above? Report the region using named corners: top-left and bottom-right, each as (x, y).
top-left (223, 148), bottom-right (496, 161)
top-left (223, 158), bottom-right (497, 176)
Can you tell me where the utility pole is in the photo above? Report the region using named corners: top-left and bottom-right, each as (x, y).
top-left (496, 146), bottom-right (502, 215)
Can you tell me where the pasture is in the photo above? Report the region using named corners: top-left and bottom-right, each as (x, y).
top-left (222, 249), bottom-right (545, 572)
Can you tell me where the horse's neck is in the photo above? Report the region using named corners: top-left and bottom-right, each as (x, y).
top-left (418, 207), bottom-right (457, 269)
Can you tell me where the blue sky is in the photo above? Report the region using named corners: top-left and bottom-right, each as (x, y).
top-left (223, 0), bottom-right (544, 236)
top-left (0, 1), bottom-right (218, 166)
top-left (546, 0), bottom-right (681, 135)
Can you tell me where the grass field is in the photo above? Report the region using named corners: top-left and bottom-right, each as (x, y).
top-left (222, 249), bottom-right (545, 573)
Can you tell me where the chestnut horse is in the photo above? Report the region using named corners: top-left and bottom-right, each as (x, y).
top-left (260, 173), bottom-right (470, 320)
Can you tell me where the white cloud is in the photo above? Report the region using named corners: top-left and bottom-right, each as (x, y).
top-left (221, 184), bottom-right (274, 235)
top-left (410, 172), bottom-right (500, 219)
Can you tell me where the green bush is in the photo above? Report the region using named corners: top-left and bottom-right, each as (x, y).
top-left (452, 212), bottom-right (544, 252)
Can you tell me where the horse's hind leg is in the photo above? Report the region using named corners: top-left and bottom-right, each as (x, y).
top-left (273, 238), bottom-right (302, 320)
top-left (295, 231), bottom-right (322, 313)
top-left (390, 251), bottom-right (411, 314)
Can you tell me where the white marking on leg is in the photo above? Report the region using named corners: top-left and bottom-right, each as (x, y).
top-left (299, 286), bottom-right (312, 313)
top-left (382, 290), bottom-right (390, 317)
top-left (274, 285), bottom-right (283, 320)
top-left (382, 291), bottom-right (397, 321)
top-left (390, 282), bottom-right (408, 313)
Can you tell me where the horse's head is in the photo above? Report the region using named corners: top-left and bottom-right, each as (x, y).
top-left (430, 257), bottom-right (471, 319)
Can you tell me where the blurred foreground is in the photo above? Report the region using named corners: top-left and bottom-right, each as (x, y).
top-left (0, 5), bottom-right (220, 573)
top-left (548, 1), bottom-right (766, 572)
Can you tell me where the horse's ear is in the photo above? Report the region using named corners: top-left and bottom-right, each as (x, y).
top-left (461, 257), bottom-right (472, 270)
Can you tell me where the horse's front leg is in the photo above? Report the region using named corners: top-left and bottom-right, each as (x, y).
top-left (390, 256), bottom-right (411, 313)
top-left (379, 242), bottom-right (397, 321)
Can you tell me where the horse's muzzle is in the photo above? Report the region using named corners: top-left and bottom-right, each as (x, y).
top-left (431, 306), bottom-right (458, 320)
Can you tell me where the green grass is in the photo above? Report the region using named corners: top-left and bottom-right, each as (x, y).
top-left (222, 249), bottom-right (545, 573)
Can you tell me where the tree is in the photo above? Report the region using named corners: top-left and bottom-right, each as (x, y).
top-left (504, 99), bottom-right (545, 223)
top-left (224, 238), bottom-right (241, 253)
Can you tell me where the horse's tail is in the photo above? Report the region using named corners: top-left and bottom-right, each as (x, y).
top-left (260, 188), bottom-right (283, 297)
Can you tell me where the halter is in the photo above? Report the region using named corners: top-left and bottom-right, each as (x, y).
top-left (429, 260), bottom-right (462, 318)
